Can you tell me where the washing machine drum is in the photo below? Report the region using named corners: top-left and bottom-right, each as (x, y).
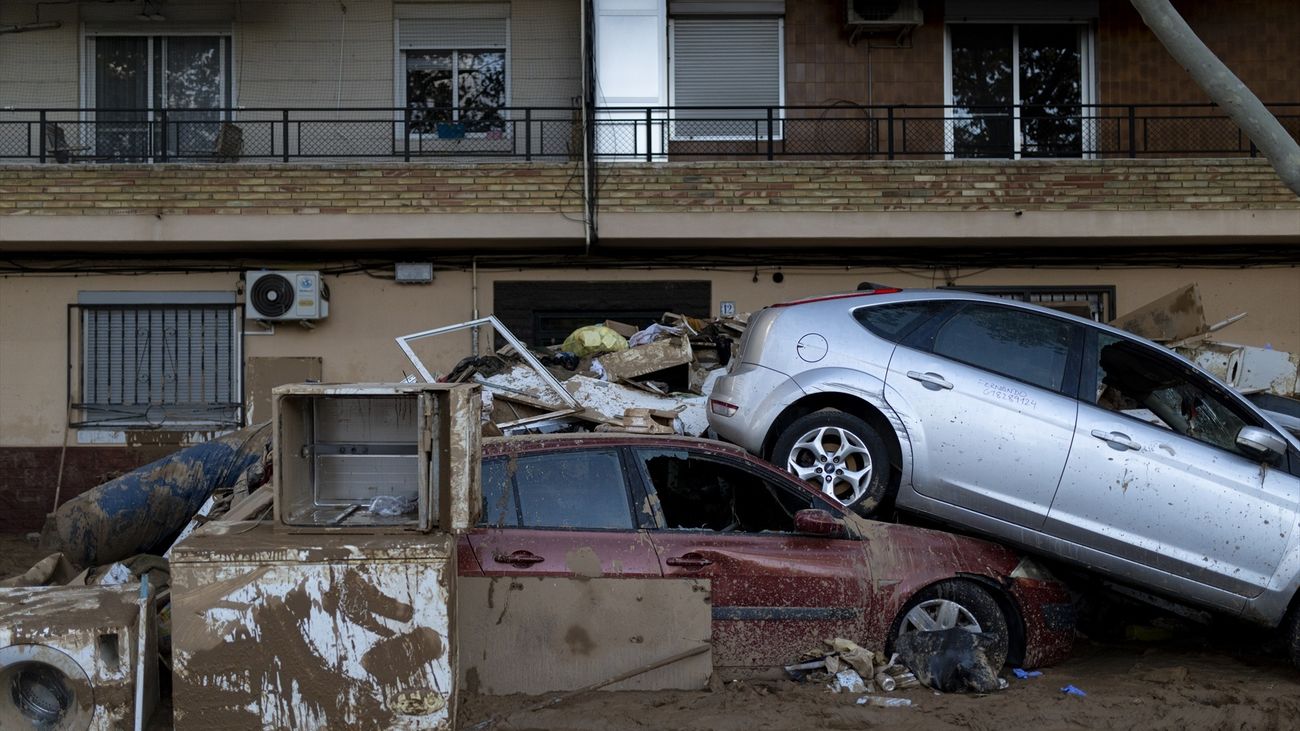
top-left (0, 644), bottom-right (95, 731)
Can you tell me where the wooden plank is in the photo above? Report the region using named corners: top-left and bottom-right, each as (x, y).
top-left (457, 577), bottom-right (712, 694)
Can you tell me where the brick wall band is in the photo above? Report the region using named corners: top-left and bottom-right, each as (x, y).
top-left (0, 159), bottom-right (1295, 217)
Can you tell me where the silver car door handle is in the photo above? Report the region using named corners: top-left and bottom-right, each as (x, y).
top-left (906, 371), bottom-right (954, 390)
top-left (1090, 429), bottom-right (1141, 451)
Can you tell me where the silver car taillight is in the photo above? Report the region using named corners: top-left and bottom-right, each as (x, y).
top-left (710, 399), bottom-right (739, 417)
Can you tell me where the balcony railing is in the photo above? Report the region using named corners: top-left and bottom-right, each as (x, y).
top-left (2, 104), bottom-right (1296, 164)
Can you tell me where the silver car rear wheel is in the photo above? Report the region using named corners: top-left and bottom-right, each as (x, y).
top-left (787, 426), bottom-right (874, 506)
top-left (772, 410), bottom-right (894, 515)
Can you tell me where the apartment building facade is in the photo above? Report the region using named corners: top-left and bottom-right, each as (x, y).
top-left (1, 0), bottom-right (1297, 531)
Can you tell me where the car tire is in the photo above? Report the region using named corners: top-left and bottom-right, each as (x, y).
top-left (1283, 604), bottom-right (1300, 671)
top-left (771, 409), bottom-right (893, 516)
top-left (888, 580), bottom-right (1011, 671)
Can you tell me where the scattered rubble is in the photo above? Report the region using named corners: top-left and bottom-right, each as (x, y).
top-left (1112, 283), bottom-right (1300, 435)
top-left (396, 310), bottom-right (749, 438)
top-left (894, 627), bottom-right (1005, 694)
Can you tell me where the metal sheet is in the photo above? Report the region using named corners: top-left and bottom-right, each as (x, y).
top-left (456, 576), bottom-right (712, 695)
top-left (171, 524), bottom-right (455, 730)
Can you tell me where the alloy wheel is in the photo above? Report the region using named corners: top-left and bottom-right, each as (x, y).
top-left (786, 426), bottom-right (873, 506)
top-left (901, 598), bottom-right (983, 634)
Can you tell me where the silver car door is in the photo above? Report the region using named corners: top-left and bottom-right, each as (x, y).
top-left (885, 303), bottom-right (1081, 529)
top-left (1045, 331), bottom-right (1297, 599)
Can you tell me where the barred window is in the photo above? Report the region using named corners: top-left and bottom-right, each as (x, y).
top-left (74, 293), bottom-right (241, 428)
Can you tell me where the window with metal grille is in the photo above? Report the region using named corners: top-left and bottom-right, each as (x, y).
top-left (71, 295), bottom-right (242, 428)
top-left (670, 17), bottom-right (783, 140)
top-left (948, 285), bottom-right (1115, 322)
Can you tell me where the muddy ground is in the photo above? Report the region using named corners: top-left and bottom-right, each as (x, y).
top-left (5, 532), bottom-right (1299, 730)
top-left (460, 637), bottom-right (1300, 731)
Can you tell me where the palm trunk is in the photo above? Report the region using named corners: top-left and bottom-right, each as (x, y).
top-left (1130, 0), bottom-right (1300, 196)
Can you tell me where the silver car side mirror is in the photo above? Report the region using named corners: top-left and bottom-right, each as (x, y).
top-left (1236, 426), bottom-right (1288, 461)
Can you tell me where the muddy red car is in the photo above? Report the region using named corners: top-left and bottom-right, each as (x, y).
top-left (456, 434), bottom-right (1073, 672)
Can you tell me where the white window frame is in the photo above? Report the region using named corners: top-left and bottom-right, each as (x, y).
top-left (393, 19), bottom-right (511, 141)
top-left (667, 16), bottom-right (785, 143)
top-left (81, 30), bottom-right (236, 115)
top-left (80, 29), bottom-right (235, 160)
top-left (942, 21), bottom-right (1096, 160)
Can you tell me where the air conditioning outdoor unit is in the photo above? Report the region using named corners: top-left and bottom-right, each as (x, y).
top-left (245, 270), bottom-right (329, 321)
top-left (847, 0), bottom-right (922, 26)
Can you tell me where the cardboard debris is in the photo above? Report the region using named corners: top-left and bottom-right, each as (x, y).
top-left (600, 408), bottom-right (680, 435)
top-left (565, 375), bottom-right (711, 436)
top-left (1111, 283), bottom-right (1296, 399)
top-left (1111, 283), bottom-right (1208, 343)
top-left (598, 335), bottom-right (693, 384)
top-left (603, 319), bottom-right (639, 338)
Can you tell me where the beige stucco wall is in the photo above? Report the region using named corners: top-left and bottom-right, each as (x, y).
top-left (3, 265), bottom-right (1297, 448)
top-left (0, 1), bottom-right (80, 108)
top-left (0, 0), bottom-right (578, 110)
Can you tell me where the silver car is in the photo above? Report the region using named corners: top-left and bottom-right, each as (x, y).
top-left (708, 288), bottom-right (1300, 659)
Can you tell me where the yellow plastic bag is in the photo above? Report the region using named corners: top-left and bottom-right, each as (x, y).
top-left (561, 325), bottom-right (629, 357)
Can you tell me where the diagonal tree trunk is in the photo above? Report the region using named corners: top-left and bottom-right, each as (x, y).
top-left (1130, 0), bottom-right (1300, 196)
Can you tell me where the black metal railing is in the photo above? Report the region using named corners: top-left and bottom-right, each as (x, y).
top-left (3, 103), bottom-right (1296, 164)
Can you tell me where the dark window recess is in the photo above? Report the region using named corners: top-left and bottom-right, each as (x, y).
top-left (74, 304), bottom-right (242, 428)
top-left (636, 449), bottom-right (812, 533)
top-left (947, 285), bottom-right (1116, 322)
top-left (493, 280), bottom-right (712, 347)
top-left (514, 450), bottom-right (634, 529)
top-left (854, 301), bottom-right (949, 343)
top-left (932, 304), bottom-right (1073, 392)
top-left (480, 458), bottom-right (518, 527)
top-left (1092, 334), bottom-right (1258, 457)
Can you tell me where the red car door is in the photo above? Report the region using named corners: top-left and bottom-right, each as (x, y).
top-left (631, 447), bottom-right (873, 670)
top-left (465, 449), bottom-right (662, 578)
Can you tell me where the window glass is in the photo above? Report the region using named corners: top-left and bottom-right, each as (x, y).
top-left (949, 23), bottom-right (1085, 157)
top-left (514, 450), bottom-right (633, 530)
top-left (950, 23), bottom-right (1013, 157)
top-left (480, 458), bottom-right (518, 527)
top-left (1018, 25), bottom-right (1083, 157)
top-left (854, 301), bottom-right (947, 343)
top-left (636, 449), bottom-right (812, 533)
top-left (1092, 334), bottom-right (1256, 456)
top-left (931, 304), bottom-right (1073, 391)
top-left (405, 48), bottom-right (506, 133)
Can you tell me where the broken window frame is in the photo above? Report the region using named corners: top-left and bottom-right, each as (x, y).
top-left (1082, 328), bottom-right (1274, 460)
top-left (630, 448), bottom-right (826, 535)
top-left (67, 297), bottom-right (244, 429)
top-left (396, 316), bottom-right (581, 431)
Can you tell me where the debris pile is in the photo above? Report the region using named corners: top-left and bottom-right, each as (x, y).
top-left (396, 312), bottom-right (749, 437)
top-left (783, 638), bottom-right (921, 706)
top-left (1112, 283), bottom-right (1300, 436)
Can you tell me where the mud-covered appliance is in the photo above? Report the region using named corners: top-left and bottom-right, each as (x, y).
top-left (170, 383), bottom-right (480, 731)
top-left (273, 382), bottom-right (481, 532)
top-left (0, 583), bottom-right (158, 731)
